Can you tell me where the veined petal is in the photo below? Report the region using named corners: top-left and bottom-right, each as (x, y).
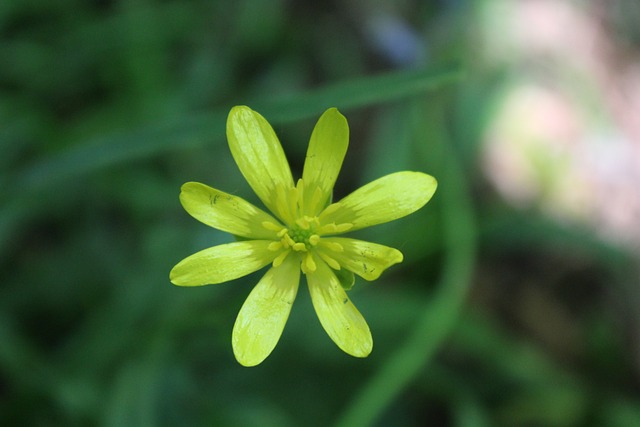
top-left (307, 260), bottom-right (372, 357)
top-left (319, 171), bottom-right (437, 233)
top-left (170, 241), bottom-right (276, 286)
top-left (232, 256), bottom-right (300, 366)
top-left (226, 106), bottom-right (294, 220)
top-left (301, 108), bottom-right (349, 215)
top-left (319, 237), bottom-right (403, 281)
top-left (179, 182), bottom-right (282, 239)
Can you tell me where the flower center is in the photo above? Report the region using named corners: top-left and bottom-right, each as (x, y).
top-left (262, 215), bottom-right (322, 273)
top-left (278, 215), bottom-right (321, 252)
top-left (289, 227), bottom-right (313, 246)
top-left (289, 216), bottom-right (320, 246)
top-left (261, 181), bottom-right (355, 274)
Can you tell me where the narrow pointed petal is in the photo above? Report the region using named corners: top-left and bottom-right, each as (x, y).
top-left (319, 171), bottom-right (437, 232)
top-left (307, 260), bottom-right (372, 357)
top-left (170, 241), bottom-right (276, 286)
top-left (232, 256), bottom-right (300, 366)
top-left (319, 237), bottom-right (403, 281)
top-left (227, 106), bottom-right (294, 220)
top-left (301, 108), bottom-right (349, 215)
top-left (179, 182), bottom-right (282, 239)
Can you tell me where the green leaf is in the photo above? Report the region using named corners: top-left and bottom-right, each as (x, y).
top-left (14, 64), bottom-right (462, 198)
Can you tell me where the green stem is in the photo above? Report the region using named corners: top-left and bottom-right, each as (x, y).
top-left (334, 100), bottom-right (476, 427)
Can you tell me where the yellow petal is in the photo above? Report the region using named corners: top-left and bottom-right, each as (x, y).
top-left (226, 106), bottom-right (294, 221)
top-left (170, 241), bottom-right (276, 286)
top-left (301, 108), bottom-right (349, 215)
top-left (318, 237), bottom-right (403, 281)
top-left (307, 260), bottom-right (372, 357)
top-left (179, 182), bottom-right (283, 239)
top-left (232, 256), bottom-right (300, 366)
top-left (319, 171), bottom-right (437, 233)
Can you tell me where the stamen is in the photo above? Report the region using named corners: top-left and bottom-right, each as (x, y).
top-left (321, 241), bottom-right (344, 252)
top-left (318, 222), bottom-right (354, 235)
top-left (303, 215), bottom-right (318, 225)
top-left (318, 223), bottom-right (336, 234)
top-left (284, 234), bottom-right (296, 247)
top-left (318, 251), bottom-right (341, 270)
top-left (292, 242), bottom-right (307, 252)
top-left (268, 241), bottom-right (283, 251)
top-left (295, 217), bottom-right (310, 229)
top-left (304, 252), bottom-right (317, 272)
top-left (273, 250), bottom-right (290, 267)
top-left (335, 223), bottom-right (353, 232)
top-left (262, 221), bottom-right (283, 232)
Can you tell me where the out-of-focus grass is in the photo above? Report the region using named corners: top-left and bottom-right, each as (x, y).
top-left (2, 1), bottom-right (639, 426)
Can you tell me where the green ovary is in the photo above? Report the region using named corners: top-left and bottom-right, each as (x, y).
top-left (289, 227), bottom-right (314, 247)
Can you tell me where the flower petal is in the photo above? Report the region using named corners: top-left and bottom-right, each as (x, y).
top-left (307, 259), bottom-right (372, 357)
top-left (301, 108), bottom-right (349, 215)
top-left (319, 171), bottom-right (437, 232)
top-left (170, 241), bottom-right (276, 286)
top-left (226, 106), bottom-right (294, 221)
top-left (318, 237), bottom-right (403, 281)
top-left (179, 182), bottom-right (281, 239)
top-left (232, 256), bottom-right (300, 366)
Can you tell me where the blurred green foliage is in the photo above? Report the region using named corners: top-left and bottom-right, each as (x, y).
top-left (2, 1), bottom-right (639, 426)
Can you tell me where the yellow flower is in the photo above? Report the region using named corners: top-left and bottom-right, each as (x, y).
top-left (170, 106), bottom-right (437, 366)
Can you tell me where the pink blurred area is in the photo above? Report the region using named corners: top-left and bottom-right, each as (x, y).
top-left (480, 0), bottom-right (640, 251)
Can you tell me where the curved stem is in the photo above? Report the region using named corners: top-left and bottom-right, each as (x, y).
top-left (335, 100), bottom-right (477, 427)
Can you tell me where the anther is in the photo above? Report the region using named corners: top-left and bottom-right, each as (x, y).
top-left (268, 241), bottom-right (283, 251)
top-left (321, 241), bottom-right (344, 252)
top-left (277, 228), bottom-right (289, 237)
top-left (273, 250), bottom-right (290, 267)
top-left (284, 234), bottom-right (296, 247)
top-left (262, 221), bottom-right (283, 232)
top-left (292, 242), bottom-right (307, 252)
top-left (318, 224), bottom-right (335, 234)
top-left (303, 215), bottom-right (318, 225)
top-left (318, 222), bottom-right (353, 235)
top-left (304, 253), bottom-right (317, 272)
top-left (318, 251), bottom-right (341, 270)
top-left (335, 223), bottom-right (353, 232)
top-left (295, 217), bottom-right (310, 230)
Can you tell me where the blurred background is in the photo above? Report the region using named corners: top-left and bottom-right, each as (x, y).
top-left (2, 0), bottom-right (640, 425)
